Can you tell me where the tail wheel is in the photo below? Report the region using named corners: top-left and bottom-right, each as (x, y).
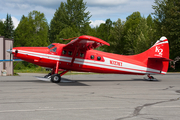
top-left (51, 74), bottom-right (61, 83)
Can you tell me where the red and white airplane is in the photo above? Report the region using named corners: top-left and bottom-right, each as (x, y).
top-left (7, 35), bottom-right (171, 83)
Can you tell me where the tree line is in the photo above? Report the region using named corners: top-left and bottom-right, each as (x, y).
top-left (0, 0), bottom-right (179, 70)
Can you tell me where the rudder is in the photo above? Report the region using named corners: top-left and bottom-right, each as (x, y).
top-left (130, 36), bottom-right (170, 74)
top-left (147, 36), bottom-right (170, 74)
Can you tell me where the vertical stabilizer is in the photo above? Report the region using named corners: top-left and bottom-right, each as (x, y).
top-left (130, 36), bottom-right (170, 74)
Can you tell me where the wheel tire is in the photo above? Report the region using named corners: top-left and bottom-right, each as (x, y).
top-left (51, 74), bottom-right (61, 83)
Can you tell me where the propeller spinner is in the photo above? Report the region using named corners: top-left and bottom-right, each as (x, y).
top-left (7, 44), bottom-right (13, 62)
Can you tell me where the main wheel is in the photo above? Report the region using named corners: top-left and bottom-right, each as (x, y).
top-left (51, 74), bottom-right (61, 83)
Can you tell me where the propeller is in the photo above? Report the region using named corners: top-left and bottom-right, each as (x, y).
top-left (7, 43), bottom-right (13, 65)
top-left (10, 43), bottom-right (13, 66)
top-left (10, 43), bottom-right (12, 61)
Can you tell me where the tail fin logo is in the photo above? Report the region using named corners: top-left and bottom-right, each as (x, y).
top-left (155, 46), bottom-right (163, 57)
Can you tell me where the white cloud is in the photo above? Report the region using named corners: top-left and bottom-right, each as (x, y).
top-left (90, 20), bottom-right (105, 27)
top-left (86, 0), bottom-right (129, 7)
top-left (0, 0), bottom-right (155, 25)
top-left (1, 18), bottom-right (5, 22)
top-left (0, 16), bottom-right (20, 29)
top-left (11, 16), bottom-right (20, 29)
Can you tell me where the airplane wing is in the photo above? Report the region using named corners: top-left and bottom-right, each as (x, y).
top-left (64, 35), bottom-right (110, 66)
top-left (64, 35), bottom-right (110, 50)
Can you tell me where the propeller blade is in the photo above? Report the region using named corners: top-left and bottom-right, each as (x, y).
top-left (9, 43), bottom-right (13, 65)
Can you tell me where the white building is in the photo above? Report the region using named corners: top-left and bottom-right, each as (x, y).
top-left (0, 36), bottom-right (13, 75)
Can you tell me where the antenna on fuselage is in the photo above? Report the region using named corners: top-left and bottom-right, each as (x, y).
top-left (63, 37), bottom-right (78, 40)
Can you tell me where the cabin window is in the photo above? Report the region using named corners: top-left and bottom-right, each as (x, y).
top-left (80, 53), bottom-right (84, 57)
top-left (68, 51), bottom-right (72, 55)
top-left (50, 47), bottom-right (57, 52)
top-left (97, 56), bottom-right (101, 60)
top-left (48, 44), bottom-right (55, 49)
top-left (52, 47), bottom-right (57, 52)
top-left (90, 55), bottom-right (94, 59)
top-left (62, 50), bottom-right (66, 55)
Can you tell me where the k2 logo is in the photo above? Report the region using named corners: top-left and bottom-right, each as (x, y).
top-left (155, 46), bottom-right (163, 57)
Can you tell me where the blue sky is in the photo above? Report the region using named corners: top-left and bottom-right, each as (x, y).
top-left (0, 0), bottom-right (155, 28)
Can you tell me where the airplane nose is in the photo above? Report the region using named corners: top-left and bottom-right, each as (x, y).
top-left (7, 49), bottom-right (12, 54)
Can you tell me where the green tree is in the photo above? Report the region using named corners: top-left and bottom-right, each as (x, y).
top-left (146, 14), bottom-right (156, 41)
top-left (147, 14), bottom-right (154, 28)
top-left (107, 19), bottom-right (125, 54)
top-left (152, 0), bottom-right (180, 59)
top-left (55, 26), bottom-right (80, 44)
top-left (49, 2), bottom-right (68, 43)
top-left (96, 19), bottom-right (112, 42)
top-left (14, 11), bottom-right (49, 47)
top-left (135, 18), bottom-right (155, 54)
top-left (49, 0), bottom-right (91, 43)
top-left (65, 0), bottom-right (91, 31)
top-left (0, 20), bottom-right (5, 36)
top-left (124, 12), bottom-right (156, 55)
top-left (96, 23), bottom-right (106, 40)
top-left (125, 12), bottom-right (142, 32)
top-left (86, 25), bottom-right (97, 37)
top-left (95, 19), bottom-right (113, 51)
top-left (124, 12), bottom-right (142, 54)
top-left (4, 14), bottom-right (14, 39)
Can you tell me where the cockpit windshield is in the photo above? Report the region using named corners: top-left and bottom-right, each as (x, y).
top-left (48, 44), bottom-right (55, 49)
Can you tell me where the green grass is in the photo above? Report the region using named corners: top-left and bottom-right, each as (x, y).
top-left (14, 67), bottom-right (49, 73)
top-left (14, 67), bottom-right (99, 75)
top-left (14, 67), bottom-right (180, 76)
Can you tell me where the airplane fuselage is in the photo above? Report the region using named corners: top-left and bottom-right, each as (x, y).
top-left (13, 43), bottom-right (164, 75)
top-left (7, 35), bottom-right (170, 83)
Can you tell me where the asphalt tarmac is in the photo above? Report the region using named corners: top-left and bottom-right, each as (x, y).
top-left (0, 73), bottom-right (180, 120)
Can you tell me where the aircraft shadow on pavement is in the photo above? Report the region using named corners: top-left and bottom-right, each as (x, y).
top-left (69, 78), bottom-right (161, 82)
top-left (56, 78), bottom-right (89, 86)
top-left (34, 77), bottom-right (89, 86)
top-left (132, 79), bottom-right (161, 82)
top-left (0, 77), bottom-right (161, 86)
top-left (0, 78), bottom-right (89, 86)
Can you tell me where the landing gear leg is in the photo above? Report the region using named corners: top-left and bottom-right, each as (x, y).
top-left (49, 61), bottom-right (69, 83)
top-left (60, 70), bottom-right (69, 76)
top-left (51, 61), bottom-right (61, 83)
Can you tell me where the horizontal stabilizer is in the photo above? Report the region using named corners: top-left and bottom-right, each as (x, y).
top-left (148, 57), bottom-right (172, 61)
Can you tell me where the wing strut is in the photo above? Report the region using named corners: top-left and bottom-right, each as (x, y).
top-left (55, 61), bottom-right (59, 74)
top-left (70, 44), bottom-right (79, 66)
top-left (60, 70), bottom-right (69, 76)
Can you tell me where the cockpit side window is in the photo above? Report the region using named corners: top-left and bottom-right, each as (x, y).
top-left (48, 44), bottom-right (55, 49)
top-left (53, 47), bottom-right (57, 52)
top-left (80, 53), bottom-right (84, 57)
top-left (62, 50), bottom-right (66, 55)
top-left (68, 51), bottom-right (72, 56)
top-left (97, 56), bottom-right (101, 60)
top-left (50, 47), bottom-right (57, 52)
